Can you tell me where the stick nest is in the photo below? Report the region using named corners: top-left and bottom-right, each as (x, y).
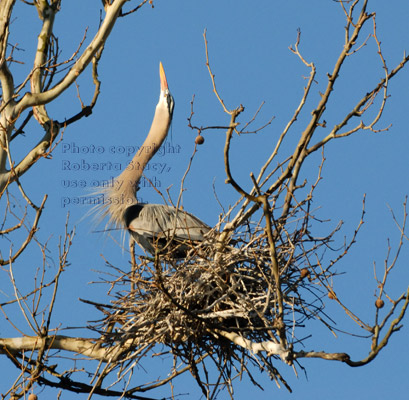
top-left (92, 220), bottom-right (330, 357)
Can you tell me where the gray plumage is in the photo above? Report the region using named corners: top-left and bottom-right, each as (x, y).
top-left (124, 203), bottom-right (211, 256)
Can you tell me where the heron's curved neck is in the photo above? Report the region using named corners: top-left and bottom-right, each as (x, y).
top-left (115, 104), bottom-right (171, 202)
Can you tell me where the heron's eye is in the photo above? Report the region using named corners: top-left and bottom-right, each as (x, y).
top-left (167, 94), bottom-right (174, 116)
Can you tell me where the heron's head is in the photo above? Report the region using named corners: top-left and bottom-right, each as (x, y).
top-left (159, 61), bottom-right (175, 119)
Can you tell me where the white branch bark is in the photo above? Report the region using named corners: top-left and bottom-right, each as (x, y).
top-left (214, 330), bottom-right (291, 363)
top-left (2, 330), bottom-right (293, 364)
top-left (0, 0), bottom-right (17, 175)
top-left (0, 335), bottom-right (135, 363)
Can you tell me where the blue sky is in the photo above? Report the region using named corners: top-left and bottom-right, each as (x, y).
top-left (2, 1), bottom-right (409, 399)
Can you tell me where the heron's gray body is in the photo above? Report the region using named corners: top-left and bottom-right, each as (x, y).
top-left (124, 203), bottom-right (211, 256)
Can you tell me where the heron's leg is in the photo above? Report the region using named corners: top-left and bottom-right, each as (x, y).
top-left (130, 239), bottom-right (136, 293)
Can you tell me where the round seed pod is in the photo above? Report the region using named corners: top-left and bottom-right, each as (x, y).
top-left (195, 135), bottom-right (205, 145)
top-left (300, 268), bottom-right (310, 279)
top-left (375, 298), bottom-right (384, 309)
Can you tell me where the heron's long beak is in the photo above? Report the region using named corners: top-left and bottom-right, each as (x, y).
top-left (159, 62), bottom-right (168, 91)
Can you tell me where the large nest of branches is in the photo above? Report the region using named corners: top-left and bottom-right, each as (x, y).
top-left (88, 199), bottom-right (344, 389)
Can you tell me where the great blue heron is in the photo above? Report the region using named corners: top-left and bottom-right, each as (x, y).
top-left (100, 62), bottom-right (210, 256)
